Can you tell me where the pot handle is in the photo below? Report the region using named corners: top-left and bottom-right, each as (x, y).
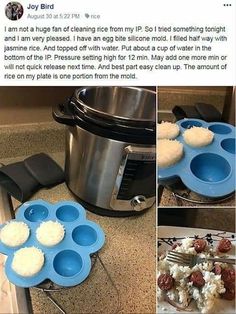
top-left (52, 100), bottom-right (76, 126)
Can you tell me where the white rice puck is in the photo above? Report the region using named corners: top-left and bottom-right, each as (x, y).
top-left (36, 221), bottom-right (65, 247)
top-left (12, 247), bottom-right (44, 277)
top-left (158, 122), bottom-right (180, 139)
top-left (183, 127), bottom-right (214, 147)
top-left (158, 139), bottom-right (184, 168)
top-left (0, 221), bottom-right (30, 247)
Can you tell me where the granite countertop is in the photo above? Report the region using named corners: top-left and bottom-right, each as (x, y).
top-left (0, 121), bottom-right (235, 314)
top-left (159, 187), bottom-right (235, 207)
top-left (158, 207), bottom-right (235, 233)
top-left (1, 153), bottom-right (156, 314)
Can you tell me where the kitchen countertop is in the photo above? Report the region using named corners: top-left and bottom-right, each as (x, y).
top-left (0, 121), bottom-right (235, 314)
top-left (158, 207), bottom-right (235, 233)
top-left (1, 153), bottom-right (156, 314)
top-left (159, 187), bottom-right (235, 207)
top-left (0, 122), bottom-right (65, 159)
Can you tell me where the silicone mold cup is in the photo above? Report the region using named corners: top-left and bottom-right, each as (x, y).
top-left (158, 119), bottom-right (236, 198)
top-left (0, 200), bottom-right (105, 287)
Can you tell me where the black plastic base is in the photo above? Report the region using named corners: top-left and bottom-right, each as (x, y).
top-left (67, 187), bottom-right (151, 217)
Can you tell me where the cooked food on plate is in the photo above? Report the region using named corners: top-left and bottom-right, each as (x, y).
top-left (158, 122), bottom-right (180, 139)
top-left (158, 139), bottom-right (184, 168)
top-left (0, 221), bottom-right (30, 247)
top-left (157, 237), bottom-right (235, 313)
top-left (183, 127), bottom-right (214, 147)
top-left (217, 239), bottom-right (232, 253)
top-left (12, 246), bottom-right (44, 277)
top-left (36, 220), bottom-right (65, 247)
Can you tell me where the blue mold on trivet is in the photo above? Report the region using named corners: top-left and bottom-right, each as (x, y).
top-left (0, 200), bottom-right (105, 287)
top-left (158, 119), bottom-right (236, 198)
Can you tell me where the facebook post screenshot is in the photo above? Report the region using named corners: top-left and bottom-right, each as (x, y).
top-left (0, 1), bottom-right (235, 314)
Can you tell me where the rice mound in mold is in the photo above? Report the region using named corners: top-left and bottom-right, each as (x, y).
top-left (158, 139), bottom-right (184, 168)
top-left (158, 122), bottom-right (180, 139)
top-left (0, 221), bottom-right (30, 247)
top-left (12, 246), bottom-right (44, 277)
top-left (183, 127), bottom-right (214, 147)
top-left (36, 220), bottom-right (65, 247)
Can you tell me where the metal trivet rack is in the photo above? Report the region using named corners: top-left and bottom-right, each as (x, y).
top-left (158, 184), bottom-right (235, 206)
top-left (34, 253), bottom-right (121, 314)
top-left (11, 202), bottom-right (121, 314)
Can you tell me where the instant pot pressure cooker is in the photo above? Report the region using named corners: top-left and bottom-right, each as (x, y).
top-left (53, 87), bottom-right (156, 216)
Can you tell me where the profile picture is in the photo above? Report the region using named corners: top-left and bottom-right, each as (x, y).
top-left (5, 2), bottom-right (24, 20)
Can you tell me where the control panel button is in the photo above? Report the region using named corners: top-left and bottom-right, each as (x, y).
top-left (131, 195), bottom-right (147, 211)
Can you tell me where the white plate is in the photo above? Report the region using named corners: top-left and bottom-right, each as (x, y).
top-left (157, 226), bottom-right (236, 314)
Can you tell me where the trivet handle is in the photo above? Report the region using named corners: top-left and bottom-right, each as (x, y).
top-left (40, 253), bottom-right (121, 314)
top-left (44, 291), bottom-right (66, 314)
top-left (97, 254), bottom-right (121, 314)
top-left (172, 191), bottom-right (234, 204)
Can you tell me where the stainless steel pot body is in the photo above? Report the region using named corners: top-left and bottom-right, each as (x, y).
top-left (53, 86), bottom-right (156, 212)
top-left (65, 125), bottom-right (156, 211)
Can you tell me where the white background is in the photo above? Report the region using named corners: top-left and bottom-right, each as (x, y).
top-left (0, 0), bottom-right (235, 86)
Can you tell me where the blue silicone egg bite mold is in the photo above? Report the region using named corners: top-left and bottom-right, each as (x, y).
top-left (158, 119), bottom-right (236, 198)
top-left (0, 200), bottom-right (105, 287)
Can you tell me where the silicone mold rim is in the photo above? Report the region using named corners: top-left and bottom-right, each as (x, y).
top-left (158, 119), bottom-right (236, 198)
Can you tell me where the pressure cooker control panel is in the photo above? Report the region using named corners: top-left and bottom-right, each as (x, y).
top-left (110, 145), bottom-right (156, 211)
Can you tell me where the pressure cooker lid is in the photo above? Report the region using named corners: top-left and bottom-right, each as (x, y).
top-left (73, 86), bottom-right (156, 128)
